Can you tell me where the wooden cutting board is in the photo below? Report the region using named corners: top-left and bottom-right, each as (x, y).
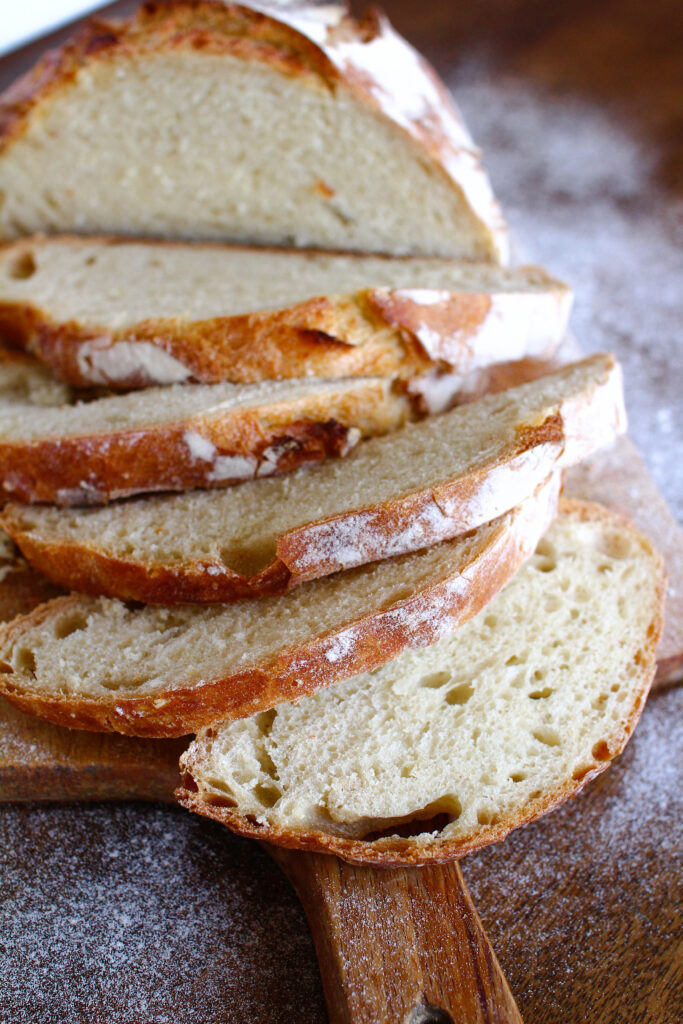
top-left (1, 435), bottom-right (681, 1023)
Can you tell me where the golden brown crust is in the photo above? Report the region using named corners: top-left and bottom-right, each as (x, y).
top-left (0, 237), bottom-right (568, 389)
top-left (176, 498), bottom-right (666, 866)
top-left (1, 416), bottom-right (564, 601)
top-left (0, 2), bottom-right (509, 259)
top-left (0, 375), bottom-right (409, 505)
top-left (0, 483), bottom-right (559, 736)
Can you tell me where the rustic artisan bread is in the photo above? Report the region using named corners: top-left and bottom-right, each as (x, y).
top-left (178, 501), bottom-right (665, 866)
top-left (0, 477), bottom-right (559, 737)
top-left (1, 355), bottom-right (625, 602)
top-left (0, 349), bottom-right (411, 504)
top-left (0, 237), bottom-right (570, 388)
top-left (0, 2), bottom-right (507, 260)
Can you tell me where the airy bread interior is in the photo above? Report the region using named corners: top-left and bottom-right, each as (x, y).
top-left (0, 238), bottom-right (562, 329)
top-left (180, 503), bottom-right (663, 861)
top-left (0, 46), bottom-right (498, 259)
top-left (2, 356), bottom-right (620, 583)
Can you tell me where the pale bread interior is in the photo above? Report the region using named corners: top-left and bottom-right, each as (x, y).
top-left (0, 51), bottom-right (495, 258)
top-left (4, 357), bottom-right (615, 577)
top-left (183, 506), bottom-right (661, 848)
top-left (0, 238), bottom-right (563, 329)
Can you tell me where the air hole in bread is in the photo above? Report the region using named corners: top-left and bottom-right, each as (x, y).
top-left (592, 693), bottom-right (609, 709)
top-left (591, 740), bottom-right (611, 761)
top-left (362, 796), bottom-right (462, 842)
top-left (484, 614), bottom-right (498, 628)
top-left (445, 681), bottom-right (473, 706)
top-left (253, 783), bottom-right (281, 809)
top-left (505, 654), bottom-right (523, 666)
top-left (476, 808), bottom-right (500, 826)
top-left (532, 726), bottom-right (561, 747)
top-left (7, 251), bottom-right (36, 280)
top-left (509, 771), bottom-right (527, 783)
top-left (535, 558), bottom-right (557, 573)
top-left (14, 647), bottom-right (36, 674)
top-left (529, 687), bottom-right (553, 699)
top-left (53, 611), bottom-right (89, 639)
top-left (572, 764), bottom-right (594, 782)
top-left (419, 670), bottom-right (451, 689)
top-left (84, 256), bottom-right (97, 267)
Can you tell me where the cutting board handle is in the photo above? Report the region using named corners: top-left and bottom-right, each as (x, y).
top-left (270, 848), bottom-right (523, 1024)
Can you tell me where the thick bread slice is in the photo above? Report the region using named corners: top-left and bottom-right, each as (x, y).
top-left (1, 355), bottom-right (625, 602)
top-left (0, 237), bottom-right (570, 389)
top-left (178, 501), bottom-right (665, 866)
top-left (0, 476), bottom-right (560, 737)
top-left (0, 350), bottom-right (410, 504)
top-left (0, 2), bottom-right (507, 260)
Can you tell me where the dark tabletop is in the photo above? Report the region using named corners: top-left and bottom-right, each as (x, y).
top-left (0, 2), bottom-right (681, 1022)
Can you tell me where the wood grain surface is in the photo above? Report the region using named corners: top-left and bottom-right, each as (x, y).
top-left (274, 849), bottom-right (523, 1024)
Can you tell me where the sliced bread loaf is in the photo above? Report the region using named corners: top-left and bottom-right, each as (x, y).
top-left (0, 476), bottom-right (559, 737)
top-left (0, 237), bottom-right (570, 389)
top-left (178, 501), bottom-right (665, 866)
top-left (0, 350), bottom-right (410, 504)
top-left (1, 355), bottom-right (625, 602)
top-left (0, 2), bottom-right (507, 260)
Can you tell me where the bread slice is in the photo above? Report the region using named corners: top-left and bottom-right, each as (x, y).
top-left (0, 349), bottom-right (410, 504)
top-left (0, 237), bottom-right (570, 389)
top-left (177, 501), bottom-right (665, 866)
top-left (0, 2), bottom-right (508, 260)
top-left (0, 476), bottom-right (559, 737)
top-left (1, 355), bottom-right (625, 602)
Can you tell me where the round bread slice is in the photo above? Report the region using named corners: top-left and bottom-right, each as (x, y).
top-left (1, 355), bottom-right (624, 601)
top-left (0, 477), bottom-right (559, 737)
top-left (177, 501), bottom-right (665, 866)
top-left (0, 349), bottom-right (409, 504)
top-left (0, 237), bottom-right (570, 389)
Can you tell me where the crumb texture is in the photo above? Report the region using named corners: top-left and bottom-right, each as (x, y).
top-left (183, 505), bottom-right (662, 855)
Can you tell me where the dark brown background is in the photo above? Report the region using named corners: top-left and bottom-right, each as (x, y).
top-left (0, 2), bottom-right (681, 1022)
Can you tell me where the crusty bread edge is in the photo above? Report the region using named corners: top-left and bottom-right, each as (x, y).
top-left (0, 476), bottom-right (560, 736)
top-left (0, 353), bottom-right (622, 597)
top-left (176, 499), bottom-right (666, 866)
top-left (0, 421), bottom-right (564, 601)
top-left (0, 376), bottom-right (408, 504)
top-left (0, 239), bottom-right (569, 388)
